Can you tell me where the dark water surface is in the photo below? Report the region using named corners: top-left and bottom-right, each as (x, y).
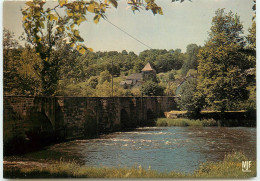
top-left (4, 127), bottom-right (256, 173)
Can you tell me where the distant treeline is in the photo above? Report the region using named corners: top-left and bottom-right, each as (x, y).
top-left (4, 28), bottom-right (200, 97)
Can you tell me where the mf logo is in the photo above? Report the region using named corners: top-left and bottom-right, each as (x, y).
top-left (242, 161), bottom-right (252, 172)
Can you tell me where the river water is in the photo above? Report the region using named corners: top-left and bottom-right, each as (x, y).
top-left (4, 127), bottom-right (256, 173)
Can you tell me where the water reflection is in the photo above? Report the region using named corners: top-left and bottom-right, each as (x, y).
top-left (4, 127), bottom-right (256, 173)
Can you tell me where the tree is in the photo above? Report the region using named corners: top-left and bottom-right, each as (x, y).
top-left (88, 76), bottom-right (99, 89)
top-left (168, 72), bottom-right (175, 82)
top-left (99, 70), bottom-right (112, 84)
top-left (3, 28), bottom-right (18, 52)
top-left (141, 81), bottom-right (164, 96)
top-left (172, 49), bottom-right (185, 70)
top-left (242, 21), bottom-right (256, 110)
top-left (176, 78), bottom-right (203, 116)
top-left (95, 80), bottom-right (112, 97)
top-left (18, 45), bottom-right (42, 95)
top-left (21, 0), bottom-right (164, 95)
top-left (247, 21), bottom-right (256, 50)
top-left (155, 53), bottom-right (175, 72)
top-left (197, 9), bottom-right (249, 111)
top-left (181, 44), bottom-right (200, 75)
top-left (3, 29), bottom-right (20, 94)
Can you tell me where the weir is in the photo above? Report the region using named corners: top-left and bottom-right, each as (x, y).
top-left (3, 96), bottom-right (177, 154)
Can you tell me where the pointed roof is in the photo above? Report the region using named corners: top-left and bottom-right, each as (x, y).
top-left (141, 62), bottom-right (155, 72)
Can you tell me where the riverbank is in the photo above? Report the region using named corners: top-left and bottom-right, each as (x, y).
top-left (164, 110), bottom-right (256, 127)
top-left (3, 152), bottom-right (256, 178)
top-left (156, 118), bottom-right (218, 127)
top-left (156, 117), bottom-right (256, 127)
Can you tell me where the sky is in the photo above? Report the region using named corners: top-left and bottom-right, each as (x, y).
top-left (3, 0), bottom-right (255, 54)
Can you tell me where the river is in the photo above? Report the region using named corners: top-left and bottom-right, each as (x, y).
top-left (4, 127), bottom-right (256, 174)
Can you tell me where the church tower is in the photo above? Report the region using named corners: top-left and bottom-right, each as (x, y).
top-left (141, 62), bottom-right (156, 81)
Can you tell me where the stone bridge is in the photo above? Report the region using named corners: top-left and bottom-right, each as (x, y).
top-left (4, 96), bottom-right (177, 153)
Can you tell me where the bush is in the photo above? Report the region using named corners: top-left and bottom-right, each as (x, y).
top-left (141, 81), bottom-right (165, 96)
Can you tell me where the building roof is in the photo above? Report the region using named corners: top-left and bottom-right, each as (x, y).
top-left (120, 81), bottom-right (126, 86)
top-left (141, 62), bottom-right (155, 72)
top-left (125, 80), bottom-right (133, 84)
top-left (126, 73), bottom-right (143, 80)
top-left (120, 80), bottom-right (133, 85)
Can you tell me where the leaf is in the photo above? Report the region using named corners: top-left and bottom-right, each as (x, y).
top-left (79, 48), bottom-right (86, 54)
top-left (88, 48), bottom-right (94, 52)
top-left (77, 45), bottom-right (87, 54)
top-left (67, 10), bottom-right (73, 17)
top-left (26, 1), bottom-right (34, 7)
top-left (70, 43), bottom-right (75, 48)
top-left (48, 14), bottom-right (58, 21)
top-left (23, 15), bottom-right (28, 21)
top-left (93, 14), bottom-right (101, 24)
top-left (131, 6), bottom-right (138, 12)
top-left (158, 8), bottom-right (163, 15)
top-left (252, 4), bottom-right (256, 11)
top-left (74, 30), bottom-right (80, 37)
top-left (77, 16), bottom-right (86, 25)
top-left (74, 30), bottom-right (84, 42)
top-left (87, 4), bottom-right (95, 13)
top-left (109, 0), bottom-right (118, 8)
top-left (59, 0), bottom-right (68, 7)
top-left (58, 27), bottom-right (63, 32)
top-left (35, 10), bottom-right (41, 17)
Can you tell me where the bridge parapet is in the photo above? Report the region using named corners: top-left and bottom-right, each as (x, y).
top-left (3, 96), bottom-right (177, 155)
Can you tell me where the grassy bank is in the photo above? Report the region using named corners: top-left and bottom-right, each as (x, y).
top-left (156, 118), bottom-right (218, 127)
top-left (4, 152), bottom-right (256, 178)
top-left (165, 110), bottom-right (256, 127)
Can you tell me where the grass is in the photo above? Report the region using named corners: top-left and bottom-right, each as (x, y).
top-left (201, 110), bottom-right (247, 113)
top-left (193, 152), bottom-right (256, 178)
top-left (168, 110), bottom-right (188, 114)
top-left (3, 152), bottom-right (256, 178)
top-left (156, 118), bottom-right (218, 127)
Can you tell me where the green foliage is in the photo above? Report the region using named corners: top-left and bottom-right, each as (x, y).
top-left (87, 76), bottom-right (99, 89)
top-left (244, 22), bottom-right (256, 74)
top-left (57, 81), bottom-right (94, 96)
top-left (197, 9), bottom-right (250, 111)
top-left (139, 49), bottom-right (184, 73)
top-left (141, 81), bottom-right (165, 96)
top-left (131, 88), bottom-right (142, 96)
top-left (3, 29), bottom-right (43, 95)
top-left (176, 78), bottom-right (203, 116)
top-left (181, 44), bottom-right (200, 75)
top-left (99, 70), bottom-right (111, 84)
top-left (247, 21), bottom-right (256, 50)
top-left (3, 29), bottom-right (20, 94)
top-left (164, 83), bottom-right (177, 96)
top-left (168, 72), bottom-right (175, 81)
top-left (95, 81), bottom-right (112, 97)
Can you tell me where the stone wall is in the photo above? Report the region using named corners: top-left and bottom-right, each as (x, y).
top-left (3, 96), bottom-right (177, 155)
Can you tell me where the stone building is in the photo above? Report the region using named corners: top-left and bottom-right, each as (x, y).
top-left (120, 62), bottom-right (156, 89)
